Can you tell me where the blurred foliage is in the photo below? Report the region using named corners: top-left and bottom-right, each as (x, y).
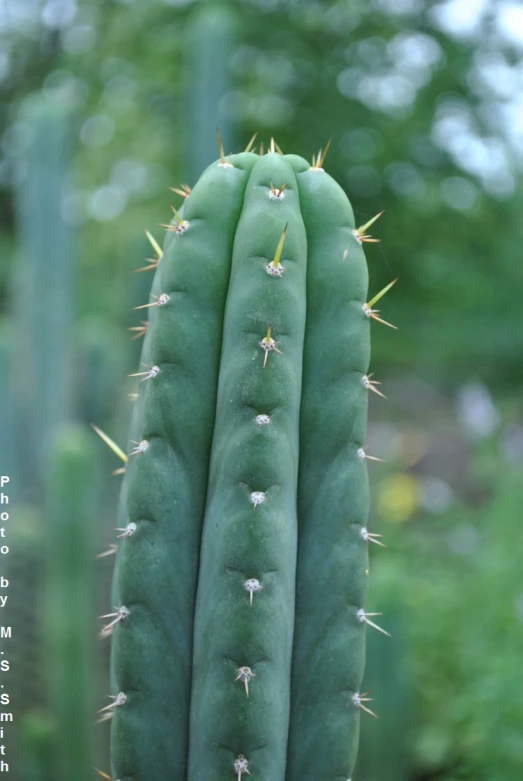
top-left (361, 444), bottom-right (523, 780)
top-left (0, 1), bottom-right (522, 779)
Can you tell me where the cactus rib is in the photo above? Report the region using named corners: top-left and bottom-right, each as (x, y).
top-left (110, 154), bottom-right (258, 780)
top-left (285, 164), bottom-right (371, 781)
top-left (188, 154), bottom-right (308, 781)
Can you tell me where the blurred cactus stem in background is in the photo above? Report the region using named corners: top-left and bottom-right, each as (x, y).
top-left (0, 324), bottom-right (13, 480)
top-left (10, 92), bottom-right (76, 501)
top-left (44, 424), bottom-right (99, 781)
top-left (185, 1), bottom-right (238, 182)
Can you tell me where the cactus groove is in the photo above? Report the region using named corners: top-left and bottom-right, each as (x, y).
top-left (107, 145), bottom-right (389, 781)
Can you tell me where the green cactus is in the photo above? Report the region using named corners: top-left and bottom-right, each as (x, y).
top-left (10, 92), bottom-right (75, 500)
top-left (185, 2), bottom-right (239, 182)
top-left (107, 144), bottom-right (392, 781)
top-left (44, 425), bottom-right (98, 781)
top-left (0, 322), bottom-right (13, 484)
top-left (20, 711), bottom-right (54, 781)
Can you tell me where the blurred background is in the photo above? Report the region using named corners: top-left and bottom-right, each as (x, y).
top-left (0, 0), bottom-right (522, 779)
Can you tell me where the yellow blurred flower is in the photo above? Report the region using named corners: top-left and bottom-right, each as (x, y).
top-left (378, 473), bottom-right (420, 523)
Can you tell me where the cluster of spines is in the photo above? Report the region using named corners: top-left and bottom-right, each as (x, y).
top-left (91, 135), bottom-right (397, 781)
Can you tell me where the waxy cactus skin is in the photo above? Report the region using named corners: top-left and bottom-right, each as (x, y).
top-left (104, 146), bottom-right (391, 781)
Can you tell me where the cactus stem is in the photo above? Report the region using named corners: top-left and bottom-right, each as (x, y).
top-left (356, 608), bottom-right (391, 637)
top-left (357, 447), bottom-right (384, 463)
top-left (363, 278), bottom-right (398, 328)
top-left (98, 606), bottom-right (130, 638)
top-left (90, 424), bottom-right (128, 464)
top-left (353, 211), bottom-right (384, 244)
top-left (129, 439), bottom-right (150, 456)
top-left (128, 364), bottom-right (160, 381)
top-left (244, 578), bottom-right (263, 605)
top-left (343, 247), bottom-right (350, 260)
top-left (269, 182), bottom-right (287, 200)
top-left (255, 414), bottom-right (271, 426)
top-left (265, 224), bottom-right (288, 276)
top-left (259, 325), bottom-right (282, 367)
top-left (128, 322), bottom-right (148, 340)
top-left (235, 666), bottom-right (256, 697)
top-left (134, 293), bottom-right (170, 310)
top-left (360, 527), bottom-right (386, 547)
top-left (97, 544), bottom-right (117, 558)
top-left (244, 132), bottom-right (258, 153)
top-left (352, 692), bottom-right (377, 718)
top-left (170, 184), bottom-right (192, 199)
top-left (250, 491), bottom-right (266, 508)
top-left (116, 522), bottom-right (137, 538)
top-left (216, 128), bottom-right (233, 167)
top-left (361, 373), bottom-right (386, 399)
top-left (310, 138), bottom-right (332, 170)
top-left (234, 754), bottom-right (252, 780)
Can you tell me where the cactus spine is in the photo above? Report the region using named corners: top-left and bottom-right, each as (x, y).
top-left (107, 144), bottom-right (389, 781)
